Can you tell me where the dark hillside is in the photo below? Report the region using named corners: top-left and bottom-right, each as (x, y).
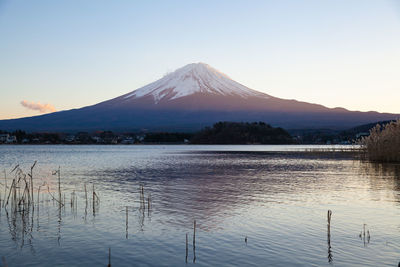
top-left (191, 122), bottom-right (294, 144)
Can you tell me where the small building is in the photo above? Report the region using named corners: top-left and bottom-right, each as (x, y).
top-left (136, 135), bottom-right (145, 142)
top-left (0, 134), bottom-right (9, 143)
top-left (121, 137), bottom-right (134, 144)
top-left (6, 135), bottom-right (17, 143)
top-left (65, 135), bottom-right (76, 143)
top-left (92, 136), bottom-right (103, 143)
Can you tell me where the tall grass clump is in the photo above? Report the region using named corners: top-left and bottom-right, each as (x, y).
top-left (360, 119), bottom-right (400, 162)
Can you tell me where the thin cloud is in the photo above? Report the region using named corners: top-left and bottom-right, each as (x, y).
top-left (20, 100), bottom-right (56, 113)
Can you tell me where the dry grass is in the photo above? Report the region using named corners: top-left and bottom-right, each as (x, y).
top-left (360, 119), bottom-right (400, 162)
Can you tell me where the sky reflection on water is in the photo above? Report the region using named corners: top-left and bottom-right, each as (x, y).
top-left (0, 145), bottom-right (400, 266)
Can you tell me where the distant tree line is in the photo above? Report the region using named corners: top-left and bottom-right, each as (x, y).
top-left (0, 122), bottom-right (295, 144)
top-left (190, 122), bottom-right (294, 144)
top-left (5, 120), bottom-right (383, 145)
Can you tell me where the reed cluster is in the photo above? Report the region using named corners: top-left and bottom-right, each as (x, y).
top-left (0, 162), bottom-right (41, 247)
top-left (360, 119), bottom-right (400, 162)
top-left (0, 162), bottom-right (104, 249)
top-left (3, 162), bottom-right (37, 213)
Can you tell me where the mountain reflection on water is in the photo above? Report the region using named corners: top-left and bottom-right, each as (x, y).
top-left (1, 145), bottom-right (400, 267)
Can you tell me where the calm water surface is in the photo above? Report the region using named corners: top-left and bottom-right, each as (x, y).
top-left (0, 145), bottom-right (400, 266)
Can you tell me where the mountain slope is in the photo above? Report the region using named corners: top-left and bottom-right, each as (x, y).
top-left (0, 63), bottom-right (398, 132)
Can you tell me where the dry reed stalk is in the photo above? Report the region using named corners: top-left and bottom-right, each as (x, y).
top-left (84, 183), bottom-right (88, 207)
top-left (30, 161), bottom-right (36, 208)
top-left (126, 206), bottom-right (128, 239)
top-left (93, 184), bottom-right (95, 214)
top-left (37, 184), bottom-right (42, 211)
top-left (147, 193), bottom-right (151, 216)
top-left (326, 210), bottom-right (333, 263)
top-left (51, 166), bottom-right (62, 208)
top-left (360, 119), bottom-right (400, 162)
top-left (139, 185), bottom-right (145, 211)
top-left (19, 182), bottom-right (29, 207)
top-left (2, 256), bottom-right (8, 267)
top-left (186, 233), bottom-right (188, 263)
top-left (3, 169), bottom-right (6, 208)
top-left (46, 185), bottom-right (64, 207)
top-left (363, 224), bottom-right (366, 238)
top-left (108, 247), bottom-right (111, 267)
top-left (327, 210), bottom-right (332, 225)
top-left (57, 167), bottom-right (61, 205)
top-left (193, 227), bottom-right (196, 263)
top-left (71, 191), bottom-right (75, 208)
top-left (193, 220), bottom-right (196, 248)
top-left (5, 179), bottom-right (15, 207)
top-left (92, 184), bottom-right (100, 214)
top-left (13, 178), bottom-right (17, 209)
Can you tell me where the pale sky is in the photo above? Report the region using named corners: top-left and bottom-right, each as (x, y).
top-left (1, 0), bottom-right (400, 119)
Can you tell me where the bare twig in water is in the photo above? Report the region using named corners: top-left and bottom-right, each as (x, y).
top-left (10, 164), bottom-right (19, 174)
top-left (52, 166), bottom-right (62, 208)
top-left (327, 210), bottom-right (332, 225)
top-left (29, 161), bottom-right (37, 208)
top-left (84, 183), bottom-right (88, 207)
top-left (147, 193), bottom-right (151, 212)
top-left (126, 206), bottom-right (128, 239)
top-left (2, 256), bottom-right (8, 267)
top-left (47, 185), bottom-right (64, 207)
top-left (92, 184), bottom-right (100, 215)
top-left (5, 179), bottom-right (15, 207)
top-left (107, 247), bottom-right (111, 267)
top-left (3, 169), bottom-right (7, 208)
top-left (185, 233), bottom-right (188, 263)
top-left (327, 210), bottom-right (332, 263)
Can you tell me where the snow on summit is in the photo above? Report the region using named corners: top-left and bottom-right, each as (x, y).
top-left (124, 63), bottom-right (269, 103)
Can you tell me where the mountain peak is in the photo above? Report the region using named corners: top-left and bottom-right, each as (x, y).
top-left (123, 62), bottom-right (269, 103)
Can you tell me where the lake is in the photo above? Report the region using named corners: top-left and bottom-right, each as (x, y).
top-left (0, 145), bottom-right (400, 266)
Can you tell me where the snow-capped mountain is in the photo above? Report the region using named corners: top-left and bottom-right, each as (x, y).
top-left (122, 63), bottom-right (268, 103)
top-left (99, 62), bottom-right (327, 112)
top-left (0, 62), bottom-right (398, 132)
